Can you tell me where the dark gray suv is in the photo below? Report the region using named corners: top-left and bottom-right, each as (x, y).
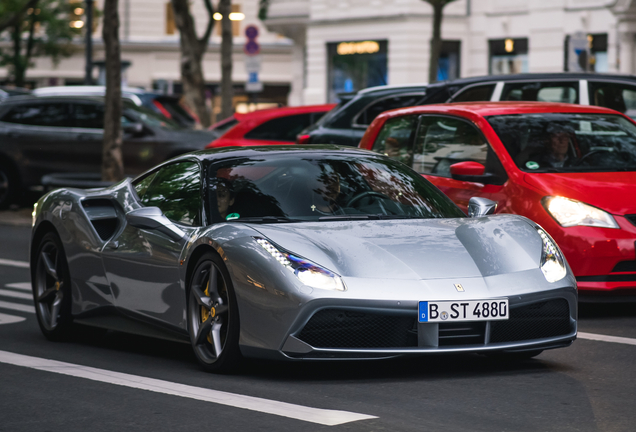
top-left (0, 96), bottom-right (215, 207)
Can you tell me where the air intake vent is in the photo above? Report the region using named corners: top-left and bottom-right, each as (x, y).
top-left (490, 299), bottom-right (571, 343)
top-left (626, 215), bottom-right (636, 228)
top-left (81, 199), bottom-right (119, 241)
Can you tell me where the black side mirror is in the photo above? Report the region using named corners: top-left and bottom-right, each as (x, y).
top-left (468, 197), bottom-right (497, 217)
top-left (123, 122), bottom-right (144, 136)
top-left (126, 207), bottom-right (185, 241)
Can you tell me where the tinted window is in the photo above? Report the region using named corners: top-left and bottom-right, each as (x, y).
top-left (73, 103), bottom-right (105, 129)
top-left (1, 103), bottom-right (73, 127)
top-left (141, 162), bottom-right (201, 226)
top-left (371, 115), bottom-right (417, 166)
top-left (244, 114), bottom-right (313, 141)
top-left (133, 172), bottom-right (157, 200)
top-left (487, 113), bottom-right (636, 173)
top-left (501, 82), bottom-right (579, 103)
top-left (355, 94), bottom-right (425, 126)
top-left (452, 85), bottom-right (495, 102)
top-left (589, 81), bottom-right (636, 118)
top-left (208, 154), bottom-right (464, 223)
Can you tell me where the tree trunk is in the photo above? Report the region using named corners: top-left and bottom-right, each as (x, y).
top-left (219, 0), bottom-right (234, 121)
top-left (171, 0), bottom-right (213, 128)
top-left (11, 20), bottom-right (24, 87)
top-left (428, 2), bottom-right (443, 83)
top-left (102, 0), bottom-right (124, 182)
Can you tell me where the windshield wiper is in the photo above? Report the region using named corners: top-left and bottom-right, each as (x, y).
top-left (227, 216), bottom-right (300, 223)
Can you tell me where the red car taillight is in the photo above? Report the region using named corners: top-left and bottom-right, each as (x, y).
top-left (296, 134), bottom-right (311, 144)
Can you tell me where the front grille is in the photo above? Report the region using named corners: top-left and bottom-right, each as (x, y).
top-left (296, 309), bottom-right (417, 348)
top-left (625, 215), bottom-right (636, 227)
top-left (490, 299), bottom-right (571, 343)
top-left (439, 322), bottom-right (486, 346)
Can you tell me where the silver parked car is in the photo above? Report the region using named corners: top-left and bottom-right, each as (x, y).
top-left (30, 146), bottom-right (577, 372)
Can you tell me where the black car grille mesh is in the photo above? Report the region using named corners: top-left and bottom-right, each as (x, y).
top-left (295, 299), bottom-right (572, 350)
top-left (625, 215), bottom-right (636, 227)
top-left (91, 219), bottom-right (119, 241)
top-left (490, 299), bottom-right (571, 343)
top-left (297, 309), bottom-right (417, 348)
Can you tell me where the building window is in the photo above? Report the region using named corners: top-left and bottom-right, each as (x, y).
top-left (215, 4), bottom-right (243, 37)
top-left (166, 2), bottom-right (175, 35)
top-left (489, 38), bottom-right (528, 75)
top-left (327, 40), bottom-right (388, 103)
top-left (564, 33), bottom-right (608, 72)
top-left (438, 41), bottom-right (461, 81)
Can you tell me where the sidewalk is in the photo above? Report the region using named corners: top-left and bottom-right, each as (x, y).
top-left (0, 208), bottom-right (32, 227)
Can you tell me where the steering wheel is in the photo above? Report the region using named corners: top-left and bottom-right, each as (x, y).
top-left (574, 148), bottom-right (614, 166)
top-left (346, 191), bottom-right (392, 208)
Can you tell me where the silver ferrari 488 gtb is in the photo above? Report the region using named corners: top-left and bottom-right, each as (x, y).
top-left (30, 145), bottom-right (577, 372)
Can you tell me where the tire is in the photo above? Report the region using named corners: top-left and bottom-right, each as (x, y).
top-left (486, 349), bottom-right (543, 361)
top-left (32, 232), bottom-right (73, 341)
top-left (187, 251), bottom-right (242, 373)
top-left (0, 161), bottom-right (18, 209)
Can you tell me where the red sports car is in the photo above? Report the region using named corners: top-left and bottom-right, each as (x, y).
top-left (206, 104), bottom-right (335, 148)
top-left (359, 102), bottom-right (636, 299)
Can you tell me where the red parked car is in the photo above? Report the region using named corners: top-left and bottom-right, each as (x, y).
top-left (206, 104), bottom-right (335, 148)
top-left (359, 102), bottom-right (636, 299)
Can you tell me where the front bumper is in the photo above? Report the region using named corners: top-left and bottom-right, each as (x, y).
top-left (279, 288), bottom-right (577, 360)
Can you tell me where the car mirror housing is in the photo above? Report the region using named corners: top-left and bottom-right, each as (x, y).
top-left (126, 207), bottom-right (185, 241)
top-left (468, 197), bottom-right (497, 217)
top-left (450, 161), bottom-right (486, 176)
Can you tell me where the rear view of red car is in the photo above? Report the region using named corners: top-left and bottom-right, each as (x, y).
top-left (206, 104), bottom-right (335, 148)
top-left (360, 102), bottom-right (636, 300)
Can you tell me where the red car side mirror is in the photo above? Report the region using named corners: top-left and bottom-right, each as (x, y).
top-left (450, 161), bottom-right (486, 176)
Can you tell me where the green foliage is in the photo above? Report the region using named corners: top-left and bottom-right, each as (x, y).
top-left (0, 0), bottom-right (85, 86)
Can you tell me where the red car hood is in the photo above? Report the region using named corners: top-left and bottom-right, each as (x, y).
top-left (524, 172), bottom-right (636, 215)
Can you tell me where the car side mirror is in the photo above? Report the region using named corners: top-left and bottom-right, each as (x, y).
top-left (450, 161), bottom-right (504, 185)
top-left (123, 122), bottom-right (144, 136)
top-left (468, 197), bottom-right (497, 217)
top-left (126, 207), bottom-right (185, 241)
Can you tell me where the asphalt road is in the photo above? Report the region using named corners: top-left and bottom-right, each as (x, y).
top-left (1, 222), bottom-right (635, 432)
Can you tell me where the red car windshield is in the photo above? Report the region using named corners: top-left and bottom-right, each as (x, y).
top-left (487, 113), bottom-right (636, 173)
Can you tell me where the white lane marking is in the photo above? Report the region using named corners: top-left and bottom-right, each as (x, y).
top-left (578, 332), bottom-right (636, 346)
top-left (0, 350), bottom-right (377, 426)
top-left (0, 300), bottom-right (35, 314)
top-left (5, 282), bottom-right (31, 292)
top-left (0, 258), bottom-right (29, 268)
top-left (0, 289), bottom-right (32, 300)
top-left (0, 313), bottom-right (26, 325)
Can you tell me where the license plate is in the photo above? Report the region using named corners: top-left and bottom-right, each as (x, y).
top-left (418, 299), bottom-right (509, 323)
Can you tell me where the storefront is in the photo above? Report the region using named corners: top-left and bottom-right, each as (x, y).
top-left (327, 40), bottom-right (388, 103)
top-left (488, 38), bottom-right (528, 75)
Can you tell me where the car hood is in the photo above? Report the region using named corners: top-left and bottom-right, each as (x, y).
top-left (250, 216), bottom-right (542, 280)
top-left (523, 172), bottom-right (636, 215)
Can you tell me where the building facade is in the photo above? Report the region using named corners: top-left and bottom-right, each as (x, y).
top-left (265, 0), bottom-right (636, 105)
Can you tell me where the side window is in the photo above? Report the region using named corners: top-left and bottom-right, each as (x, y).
top-left (501, 82), bottom-right (578, 103)
top-left (371, 115), bottom-right (417, 166)
top-left (141, 161), bottom-right (201, 226)
top-left (589, 81), bottom-right (636, 117)
top-left (73, 103), bottom-right (105, 129)
top-left (244, 114), bottom-right (313, 142)
top-left (0, 103), bottom-right (73, 127)
top-left (413, 116), bottom-right (489, 176)
top-left (451, 84), bottom-right (496, 102)
top-left (355, 94), bottom-right (425, 127)
top-left (132, 172), bottom-right (157, 200)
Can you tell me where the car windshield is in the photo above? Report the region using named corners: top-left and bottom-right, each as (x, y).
top-left (208, 153), bottom-right (465, 223)
top-left (487, 113), bottom-right (636, 172)
top-left (124, 102), bottom-right (182, 130)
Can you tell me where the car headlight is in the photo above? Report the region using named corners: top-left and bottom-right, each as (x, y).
top-left (542, 196), bottom-right (619, 229)
top-left (254, 237), bottom-right (346, 291)
top-left (537, 228), bottom-right (567, 283)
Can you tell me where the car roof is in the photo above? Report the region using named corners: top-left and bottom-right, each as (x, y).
top-left (32, 85), bottom-right (158, 96)
top-left (0, 94), bottom-right (106, 104)
top-left (376, 101), bottom-right (625, 120)
top-left (234, 104), bottom-right (337, 120)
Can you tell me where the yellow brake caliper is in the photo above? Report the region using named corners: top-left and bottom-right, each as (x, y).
top-left (201, 280), bottom-right (214, 343)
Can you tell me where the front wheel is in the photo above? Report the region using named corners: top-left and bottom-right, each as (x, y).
top-left (187, 252), bottom-right (241, 373)
top-left (32, 232), bottom-right (73, 340)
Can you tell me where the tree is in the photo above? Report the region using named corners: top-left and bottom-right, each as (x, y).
top-left (102, 0), bottom-right (123, 182)
top-left (171, 0), bottom-right (214, 128)
top-left (422, 0), bottom-right (457, 83)
top-left (219, 0), bottom-right (233, 121)
top-left (0, 0), bottom-right (82, 87)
